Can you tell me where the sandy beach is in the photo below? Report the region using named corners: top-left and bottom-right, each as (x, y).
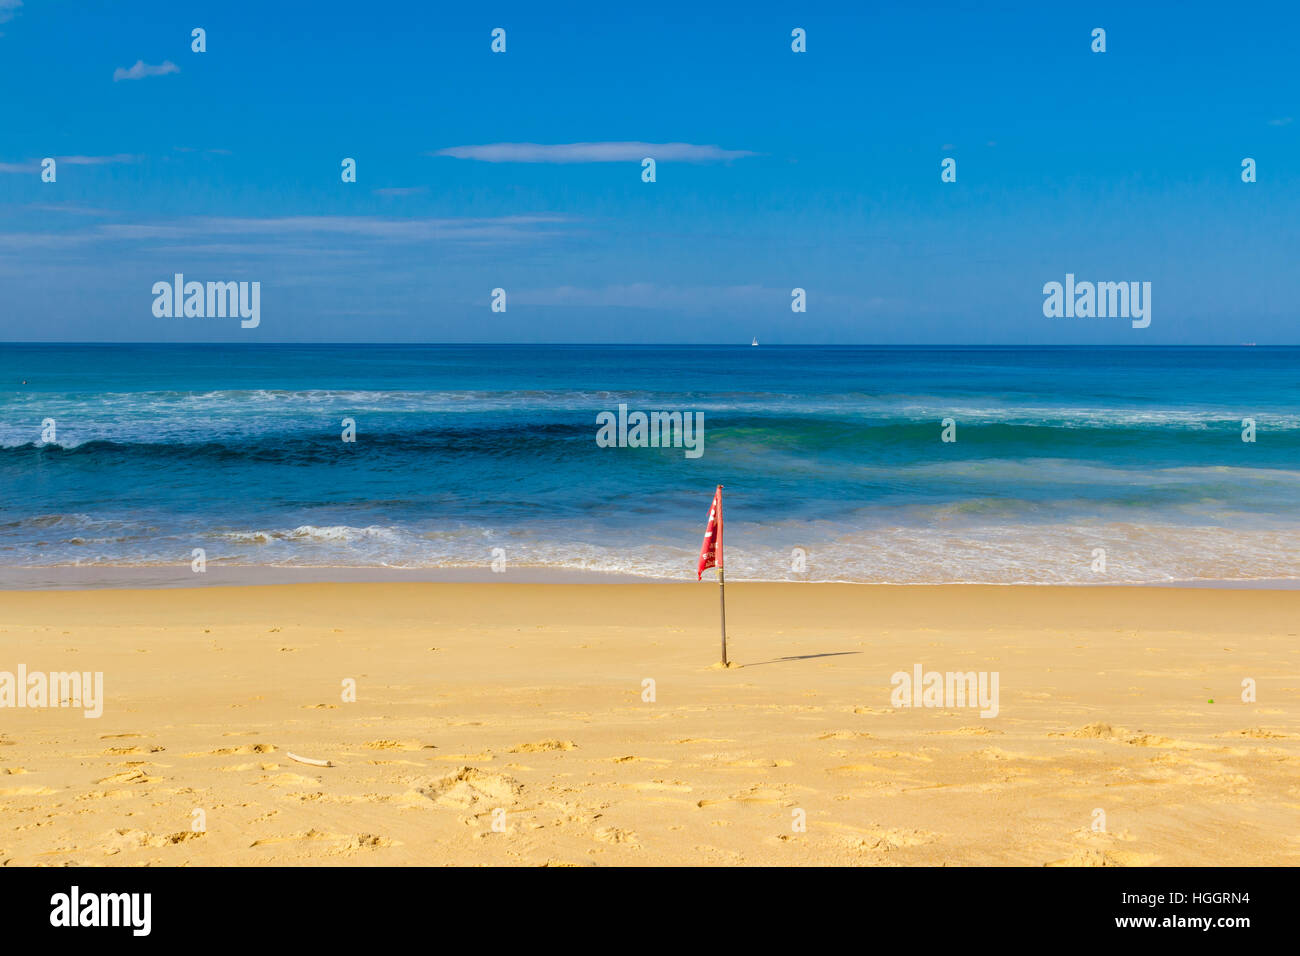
top-left (0, 582), bottom-right (1296, 867)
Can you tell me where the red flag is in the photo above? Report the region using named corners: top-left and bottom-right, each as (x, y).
top-left (697, 485), bottom-right (723, 580)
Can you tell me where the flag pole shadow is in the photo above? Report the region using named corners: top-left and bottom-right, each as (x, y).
top-left (740, 651), bottom-right (862, 668)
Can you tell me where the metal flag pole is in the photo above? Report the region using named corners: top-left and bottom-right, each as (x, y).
top-left (718, 565), bottom-right (727, 666)
top-left (717, 486), bottom-right (727, 666)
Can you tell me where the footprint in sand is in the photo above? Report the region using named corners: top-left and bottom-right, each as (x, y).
top-left (417, 767), bottom-right (522, 811)
top-left (1072, 826), bottom-right (1136, 843)
top-left (93, 769), bottom-right (157, 785)
top-left (840, 825), bottom-right (939, 852)
top-left (594, 827), bottom-right (640, 848)
top-left (250, 830), bottom-right (397, 852)
top-left (1217, 727), bottom-right (1293, 739)
top-left (102, 828), bottom-right (203, 853)
top-left (627, 780), bottom-right (692, 793)
top-left (543, 799), bottom-right (607, 826)
top-left (250, 828), bottom-right (333, 846)
top-left (194, 744), bottom-right (276, 757)
top-left (265, 772), bottom-right (321, 789)
top-left (1055, 728), bottom-right (1206, 749)
top-left (1059, 722), bottom-right (1123, 739)
top-left (329, 834), bottom-right (399, 853)
top-left (507, 739), bottom-right (577, 753)
top-left (432, 751), bottom-right (495, 762)
top-left (975, 747), bottom-right (1047, 762)
top-left (930, 726), bottom-right (1002, 736)
top-left (363, 740), bottom-right (434, 751)
top-left (699, 786), bottom-right (788, 807)
top-left (75, 789), bottom-right (137, 801)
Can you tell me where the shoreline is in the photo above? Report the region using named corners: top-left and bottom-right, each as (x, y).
top-left (2, 564), bottom-right (1299, 591)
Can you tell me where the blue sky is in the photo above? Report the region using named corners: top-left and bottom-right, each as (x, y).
top-left (1, 0), bottom-right (1297, 343)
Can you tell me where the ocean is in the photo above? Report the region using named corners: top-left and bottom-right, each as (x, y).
top-left (1, 344), bottom-right (1297, 586)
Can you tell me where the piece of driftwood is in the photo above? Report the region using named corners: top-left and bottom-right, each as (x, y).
top-left (285, 751), bottom-right (333, 768)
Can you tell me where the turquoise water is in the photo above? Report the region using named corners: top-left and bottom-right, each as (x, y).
top-left (1, 344), bottom-right (1297, 584)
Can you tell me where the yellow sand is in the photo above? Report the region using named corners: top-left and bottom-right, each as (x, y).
top-left (0, 582), bottom-right (1297, 866)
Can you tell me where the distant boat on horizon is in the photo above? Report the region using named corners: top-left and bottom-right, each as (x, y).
top-left (751, 337), bottom-right (759, 347)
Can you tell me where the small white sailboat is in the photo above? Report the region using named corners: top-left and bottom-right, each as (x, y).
top-left (751, 337), bottom-right (759, 347)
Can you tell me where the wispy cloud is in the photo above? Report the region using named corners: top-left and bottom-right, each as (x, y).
top-left (58, 153), bottom-right (139, 165)
top-left (26, 203), bottom-right (115, 216)
top-left (180, 214), bottom-right (570, 241)
top-left (432, 142), bottom-right (757, 163)
top-left (373, 186), bottom-right (429, 197)
top-left (0, 0), bottom-right (21, 25)
top-left (511, 282), bottom-right (874, 313)
top-left (0, 154), bottom-right (138, 174)
top-left (113, 60), bottom-right (180, 82)
top-left (1268, 117), bottom-right (1293, 126)
top-left (512, 283), bottom-right (878, 314)
top-left (514, 283), bottom-right (774, 309)
top-left (142, 243), bottom-right (362, 258)
top-left (0, 214), bottom-right (575, 252)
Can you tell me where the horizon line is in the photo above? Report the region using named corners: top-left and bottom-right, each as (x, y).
top-left (0, 342), bottom-right (1293, 349)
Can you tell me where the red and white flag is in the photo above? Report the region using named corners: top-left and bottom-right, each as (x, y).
top-left (696, 485), bottom-right (723, 580)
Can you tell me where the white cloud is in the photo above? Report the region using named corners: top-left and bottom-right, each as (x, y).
top-left (512, 283), bottom-right (876, 313)
top-left (26, 203), bottom-right (115, 216)
top-left (183, 214), bottom-right (569, 241)
top-left (0, 214), bottom-right (574, 251)
top-left (57, 153), bottom-right (139, 165)
top-left (0, 1), bottom-right (21, 25)
top-left (1268, 117), bottom-right (1293, 126)
top-left (433, 142), bottom-right (757, 163)
top-left (0, 154), bottom-right (137, 174)
top-left (514, 283), bottom-right (773, 309)
top-left (113, 60), bottom-right (180, 82)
